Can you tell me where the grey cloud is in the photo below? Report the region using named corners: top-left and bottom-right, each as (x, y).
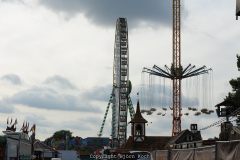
top-left (43, 75), bottom-right (77, 90)
top-left (0, 101), bottom-right (15, 113)
top-left (82, 85), bottom-right (112, 102)
top-left (80, 117), bottom-right (103, 126)
top-left (38, 0), bottom-right (188, 28)
top-left (1, 0), bottom-right (23, 2)
top-left (25, 114), bottom-right (49, 127)
top-left (25, 115), bottom-right (91, 133)
top-left (60, 120), bottom-right (91, 131)
top-left (4, 86), bottom-right (101, 112)
top-left (1, 74), bottom-right (22, 85)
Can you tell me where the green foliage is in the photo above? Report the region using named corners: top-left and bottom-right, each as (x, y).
top-left (53, 130), bottom-right (73, 139)
top-left (44, 136), bottom-right (53, 143)
top-left (225, 55), bottom-right (240, 125)
top-left (44, 130), bottom-right (73, 143)
top-left (35, 138), bottom-right (40, 142)
top-left (237, 55), bottom-right (240, 70)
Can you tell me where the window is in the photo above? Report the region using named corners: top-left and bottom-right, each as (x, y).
top-left (136, 125), bottom-right (142, 135)
top-left (187, 135), bottom-right (193, 141)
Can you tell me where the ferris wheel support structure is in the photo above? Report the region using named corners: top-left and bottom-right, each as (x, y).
top-left (113, 17), bottom-right (130, 145)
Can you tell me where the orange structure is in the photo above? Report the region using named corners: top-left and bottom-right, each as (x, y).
top-left (172, 0), bottom-right (181, 137)
top-left (142, 0), bottom-right (211, 137)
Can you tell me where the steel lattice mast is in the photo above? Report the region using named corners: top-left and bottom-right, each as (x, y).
top-left (142, 0), bottom-right (212, 137)
top-left (172, 0), bottom-right (181, 137)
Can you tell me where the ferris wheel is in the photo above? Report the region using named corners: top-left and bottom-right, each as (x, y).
top-left (98, 18), bottom-right (135, 147)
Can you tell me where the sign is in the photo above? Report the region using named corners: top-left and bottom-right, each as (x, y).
top-left (87, 138), bottom-right (109, 147)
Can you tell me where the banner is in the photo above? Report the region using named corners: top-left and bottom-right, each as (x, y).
top-left (216, 141), bottom-right (240, 160)
top-left (87, 138), bottom-right (109, 147)
top-left (194, 146), bottom-right (215, 160)
top-left (151, 150), bottom-right (168, 160)
top-left (51, 137), bottom-right (109, 155)
top-left (171, 149), bottom-right (194, 160)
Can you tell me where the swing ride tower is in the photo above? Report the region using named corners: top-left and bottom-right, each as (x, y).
top-left (172, 0), bottom-right (182, 137)
top-left (143, 0), bottom-right (212, 136)
top-left (98, 18), bottom-right (135, 147)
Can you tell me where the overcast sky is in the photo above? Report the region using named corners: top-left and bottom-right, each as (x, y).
top-left (0, 0), bottom-right (239, 141)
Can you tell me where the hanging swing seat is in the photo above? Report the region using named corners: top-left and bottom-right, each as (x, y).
top-left (184, 113), bottom-right (189, 116)
top-left (171, 113), bottom-right (173, 116)
top-left (194, 112), bottom-right (201, 116)
top-left (147, 111), bottom-right (153, 115)
top-left (188, 107), bottom-right (192, 110)
top-left (157, 112), bottom-right (162, 115)
top-left (162, 113), bottom-right (166, 116)
top-left (201, 108), bottom-right (208, 113)
top-left (180, 114), bottom-right (183, 116)
top-left (204, 111), bottom-right (211, 115)
top-left (192, 108), bottom-right (197, 111)
top-left (209, 110), bottom-right (214, 113)
top-left (141, 109), bottom-right (146, 113)
top-left (169, 107), bottom-right (173, 110)
top-left (150, 108), bottom-right (156, 111)
top-left (162, 107), bottom-right (167, 111)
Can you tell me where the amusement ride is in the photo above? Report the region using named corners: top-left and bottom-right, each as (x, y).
top-left (141, 0), bottom-right (213, 136)
top-left (98, 18), bottom-right (135, 146)
top-left (98, 0), bottom-right (216, 145)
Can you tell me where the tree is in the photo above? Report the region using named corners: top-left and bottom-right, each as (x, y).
top-left (35, 138), bottom-right (40, 142)
top-left (44, 130), bottom-right (73, 143)
top-left (225, 55), bottom-right (240, 125)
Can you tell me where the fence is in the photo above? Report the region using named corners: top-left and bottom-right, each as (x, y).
top-left (151, 140), bottom-right (240, 160)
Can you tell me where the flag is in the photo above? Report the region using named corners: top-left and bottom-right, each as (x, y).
top-left (23, 125), bottom-right (27, 131)
top-left (30, 126), bottom-right (33, 132)
top-left (20, 125), bottom-right (24, 131)
top-left (10, 118), bottom-right (12, 125)
top-left (7, 117), bottom-right (9, 125)
top-left (30, 124), bottom-right (35, 132)
top-left (25, 121), bottom-right (27, 127)
top-left (14, 119), bottom-right (18, 125)
top-left (27, 122), bottom-right (29, 129)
